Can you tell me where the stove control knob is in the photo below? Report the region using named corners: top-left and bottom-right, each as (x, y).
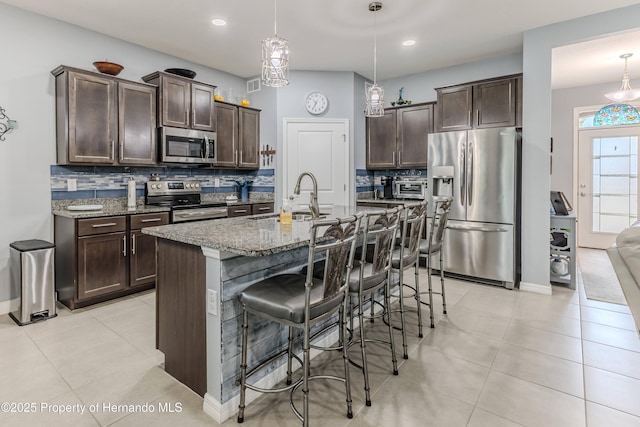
top-left (195, 183), bottom-right (199, 188)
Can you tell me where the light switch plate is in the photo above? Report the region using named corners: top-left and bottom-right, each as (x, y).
top-left (207, 289), bottom-right (218, 315)
top-left (67, 179), bottom-right (77, 191)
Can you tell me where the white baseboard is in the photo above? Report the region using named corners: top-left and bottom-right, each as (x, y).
top-left (519, 281), bottom-right (552, 295)
top-left (0, 298), bottom-right (18, 316)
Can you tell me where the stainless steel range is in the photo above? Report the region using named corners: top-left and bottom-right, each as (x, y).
top-left (145, 179), bottom-right (228, 223)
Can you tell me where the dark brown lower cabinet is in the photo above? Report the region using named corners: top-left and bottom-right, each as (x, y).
top-left (54, 212), bottom-right (169, 310)
top-left (77, 231), bottom-right (128, 300)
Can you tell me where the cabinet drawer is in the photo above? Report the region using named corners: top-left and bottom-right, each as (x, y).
top-left (131, 212), bottom-right (170, 230)
top-left (77, 216), bottom-right (126, 237)
top-left (252, 203), bottom-right (274, 215)
top-left (227, 205), bottom-right (252, 217)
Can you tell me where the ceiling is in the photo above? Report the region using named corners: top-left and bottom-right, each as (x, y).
top-left (3, 0), bottom-right (640, 89)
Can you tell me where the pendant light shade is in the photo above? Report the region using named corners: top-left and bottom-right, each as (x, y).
top-left (593, 103), bottom-right (640, 126)
top-left (365, 2), bottom-right (384, 117)
top-left (262, 0), bottom-right (289, 87)
top-left (604, 53), bottom-right (640, 102)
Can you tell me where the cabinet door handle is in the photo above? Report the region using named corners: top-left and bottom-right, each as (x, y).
top-left (122, 235), bottom-right (127, 256)
top-left (131, 234), bottom-right (136, 255)
top-left (185, 109), bottom-right (189, 125)
top-left (235, 150), bottom-right (238, 165)
top-left (240, 151), bottom-right (243, 165)
top-left (111, 140), bottom-right (115, 162)
top-left (468, 110), bottom-right (472, 126)
top-left (192, 109), bottom-right (196, 126)
top-left (92, 222), bottom-right (117, 228)
top-left (234, 209), bottom-right (248, 214)
top-left (476, 110), bottom-right (479, 125)
top-left (392, 151), bottom-right (395, 165)
top-left (398, 151), bottom-right (402, 165)
top-left (141, 218), bottom-right (163, 223)
top-left (257, 207), bottom-right (270, 211)
top-left (119, 139), bottom-right (124, 162)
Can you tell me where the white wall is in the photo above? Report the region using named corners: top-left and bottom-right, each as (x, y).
top-left (551, 78), bottom-right (640, 207)
top-left (380, 53), bottom-right (523, 104)
top-left (272, 71), bottom-right (358, 206)
top-left (523, 3), bottom-right (640, 292)
top-left (0, 3), bottom-right (259, 304)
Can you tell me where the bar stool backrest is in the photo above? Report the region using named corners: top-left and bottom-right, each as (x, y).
top-left (359, 207), bottom-right (402, 287)
top-left (427, 197), bottom-right (453, 252)
top-left (308, 214), bottom-right (362, 301)
top-left (398, 201), bottom-right (427, 267)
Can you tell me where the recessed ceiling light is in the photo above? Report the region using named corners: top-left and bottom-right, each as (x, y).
top-left (211, 18), bottom-right (227, 27)
top-left (402, 40), bottom-right (416, 47)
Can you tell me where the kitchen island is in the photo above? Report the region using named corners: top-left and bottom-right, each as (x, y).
top-left (142, 205), bottom-right (367, 423)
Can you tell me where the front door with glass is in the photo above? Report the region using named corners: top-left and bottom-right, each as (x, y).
top-left (577, 126), bottom-right (639, 249)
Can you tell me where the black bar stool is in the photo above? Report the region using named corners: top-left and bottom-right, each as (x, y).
top-left (237, 213), bottom-right (362, 426)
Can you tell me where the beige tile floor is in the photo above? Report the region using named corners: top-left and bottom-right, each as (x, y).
top-left (1, 251), bottom-right (639, 426)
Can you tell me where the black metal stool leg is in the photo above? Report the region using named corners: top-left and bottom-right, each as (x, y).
top-left (413, 262), bottom-right (424, 337)
top-left (340, 304), bottom-right (354, 418)
top-left (385, 279), bottom-right (399, 375)
top-left (237, 309), bottom-right (249, 423)
top-left (440, 251), bottom-right (447, 314)
top-left (358, 294), bottom-right (372, 406)
top-left (397, 269), bottom-right (409, 360)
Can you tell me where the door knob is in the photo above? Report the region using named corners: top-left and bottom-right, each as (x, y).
top-left (580, 192), bottom-right (592, 197)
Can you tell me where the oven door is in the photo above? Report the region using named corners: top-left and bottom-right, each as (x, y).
top-left (172, 206), bottom-right (228, 223)
top-left (160, 127), bottom-right (216, 164)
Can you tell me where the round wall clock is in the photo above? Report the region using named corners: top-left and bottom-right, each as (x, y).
top-left (305, 92), bottom-right (329, 115)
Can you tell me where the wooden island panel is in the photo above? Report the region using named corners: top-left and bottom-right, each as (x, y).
top-left (156, 238), bottom-right (207, 396)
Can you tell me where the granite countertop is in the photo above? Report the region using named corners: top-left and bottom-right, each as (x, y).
top-left (52, 200), bottom-right (170, 219)
top-left (52, 197), bottom-right (274, 219)
top-left (142, 205), bottom-right (366, 257)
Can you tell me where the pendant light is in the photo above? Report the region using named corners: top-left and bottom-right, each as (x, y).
top-left (594, 53), bottom-right (640, 126)
top-left (261, 0), bottom-right (289, 87)
top-left (604, 53), bottom-right (640, 102)
top-left (365, 2), bottom-right (384, 117)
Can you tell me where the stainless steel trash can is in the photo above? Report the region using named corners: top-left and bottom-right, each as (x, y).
top-left (9, 240), bottom-right (57, 326)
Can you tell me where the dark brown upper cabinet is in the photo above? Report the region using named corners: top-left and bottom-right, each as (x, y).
top-left (366, 103), bottom-right (434, 169)
top-left (142, 72), bottom-right (216, 132)
top-left (435, 74), bottom-right (521, 132)
top-left (52, 65), bottom-right (157, 166)
top-left (214, 101), bottom-right (260, 169)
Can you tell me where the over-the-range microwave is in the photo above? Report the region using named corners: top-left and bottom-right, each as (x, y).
top-left (159, 126), bottom-right (216, 164)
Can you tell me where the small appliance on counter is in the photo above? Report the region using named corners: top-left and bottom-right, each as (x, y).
top-left (381, 176), bottom-right (395, 199)
top-left (394, 177), bottom-right (428, 200)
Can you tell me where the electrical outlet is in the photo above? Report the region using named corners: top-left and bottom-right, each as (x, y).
top-left (207, 289), bottom-right (218, 315)
top-left (67, 179), bottom-right (77, 192)
top-left (214, 178), bottom-right (220, 187)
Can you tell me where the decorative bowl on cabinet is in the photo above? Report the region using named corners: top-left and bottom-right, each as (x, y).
top-left (164, 68), bottom-right (197, 79)
top-left (93, 61), bottom-right (124, 76)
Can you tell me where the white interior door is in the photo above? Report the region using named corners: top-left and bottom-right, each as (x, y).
top-left (283, 119), bottom-right (349, 209)
top-left (577, 126), bottom-right (639, 249)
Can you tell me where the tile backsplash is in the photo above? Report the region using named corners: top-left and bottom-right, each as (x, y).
top-left (50, 165), bottom-right (275, 200)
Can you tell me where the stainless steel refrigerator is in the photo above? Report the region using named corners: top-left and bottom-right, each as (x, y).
top-left (427, 127), bottom-right (521, 289)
